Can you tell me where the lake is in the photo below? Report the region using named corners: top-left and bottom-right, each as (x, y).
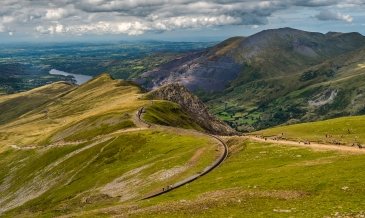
top-left (49, 69), bottom-right (92, 85)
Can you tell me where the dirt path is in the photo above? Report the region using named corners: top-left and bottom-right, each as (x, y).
top-left (9, 144), bottom-right (38, 150)
top-left (247, 136), bottom-right (365, 154)
top-left (8, 125), bottom-right (147, 151)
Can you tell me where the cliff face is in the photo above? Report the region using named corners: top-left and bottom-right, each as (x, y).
top-left (146, 83), bottom-right (237, 136)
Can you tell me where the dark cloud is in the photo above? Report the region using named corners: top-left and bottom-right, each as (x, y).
top-left (293, 0), bottom-right (340, 7)
top-left (315, 10), bottom-right (353, 22)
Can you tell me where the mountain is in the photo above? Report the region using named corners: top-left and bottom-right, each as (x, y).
top-left (135, 28), bottom-right (365, 131)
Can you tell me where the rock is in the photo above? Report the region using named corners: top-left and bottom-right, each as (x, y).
top-left (273, 209), bottom-right (291, 213)
top-left (341, 186), bottom-right (349, 191)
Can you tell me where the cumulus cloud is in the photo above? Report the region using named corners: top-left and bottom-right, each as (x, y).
top-left (45, 8), bottom-right (68, 20)
top-left (0, 0), bottom-right (363, 37)
top-left (315, 10), bottom-right (354, 22)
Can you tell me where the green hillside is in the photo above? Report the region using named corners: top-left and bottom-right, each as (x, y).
top-left (257, 114), bottom-right (365, 146)
top-left (69, 138), bottom-right (365, 218)
top-left (0, 82), bottom-right (74, 125)
top-left (0, 74), bottom-right (221, 216)
top-left (143, 100), bottom-right (204, 131)
top-left (209, 39), bottom-right (365, 131)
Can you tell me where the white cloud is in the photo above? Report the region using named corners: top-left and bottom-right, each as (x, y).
top-left (0, 0), bottom-right (364, 37)
top-left (1, 16), bottom-right (14, 23)
top-left (44, 7), bottom-right (77, 20)
top-left (315, 10), bottom-right (354, 22)
top-left (36, 21), bottom-right (150, 36)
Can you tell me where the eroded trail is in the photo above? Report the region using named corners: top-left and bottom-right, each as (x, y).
top-left (247, 136), bottom-right (365, 153)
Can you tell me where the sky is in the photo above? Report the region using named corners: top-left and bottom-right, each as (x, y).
top-left (0, 0), bottom-right (365, 42)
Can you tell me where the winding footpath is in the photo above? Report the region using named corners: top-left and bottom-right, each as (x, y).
top-left (136, 107), bottom-right (229, 200)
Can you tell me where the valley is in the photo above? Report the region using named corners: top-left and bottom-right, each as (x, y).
top-left (0, 41), bottom-right (213, 94)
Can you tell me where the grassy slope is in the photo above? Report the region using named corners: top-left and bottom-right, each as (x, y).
top-left (0, 74), bottom-right (220, 217)
top-left (0, 82), bottom-right (74, 125)
top-left (83, 139), bottom-right (365, 218)
top-left (1, 130), bottom-right (218, 217)
top-left (143, 100), bottom-right (204, 131)
top-left (208, 37), bottom-right (365, 131)
top-left (257, 115), bottom-right (365, 146)
top-left (0, 74), bottom-right (144, 148)
top-left (253, 49), bottom-right (365, 129)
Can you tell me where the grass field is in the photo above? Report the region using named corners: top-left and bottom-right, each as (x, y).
top-left (81, 138), bottom-right (365, 217)
top-left (1, 129), bottom-right (219, 217)
top-left (256, 115), bottom-right (365, 146)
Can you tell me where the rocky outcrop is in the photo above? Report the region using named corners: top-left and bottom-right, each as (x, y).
top-left (135, 51), bottom-right (241, 93)
top-left (146, 83), bottom-right (238, 136)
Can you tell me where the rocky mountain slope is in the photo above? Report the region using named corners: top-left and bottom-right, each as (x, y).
top-left (135, 28), bottom-right (365, 131)
top-left (145, 83), bottom-right (237, 135)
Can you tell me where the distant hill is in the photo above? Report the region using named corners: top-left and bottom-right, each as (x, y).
top-left (135, 28), bottom-right (365, 131)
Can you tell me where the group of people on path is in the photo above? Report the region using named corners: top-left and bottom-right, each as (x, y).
top-left (162, 185), bottom-right (173, 192)
top-left (257, 132), bottom-right (363, 149)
